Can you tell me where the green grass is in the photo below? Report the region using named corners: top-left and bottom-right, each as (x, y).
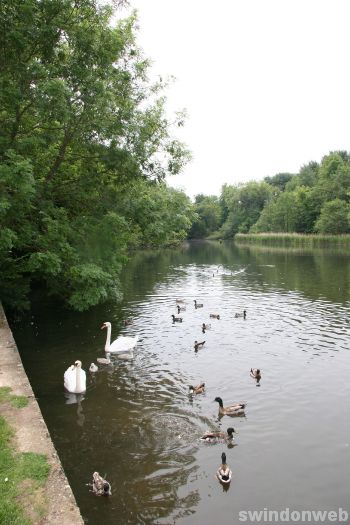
top-left (235, 232), bottom-right (350, 248)
top-left (0, 387), bottom-right (28, 409)
top-left (0, 415), bottom-right (50, 524)
top-left (0, 387), bottom-right (50, 524)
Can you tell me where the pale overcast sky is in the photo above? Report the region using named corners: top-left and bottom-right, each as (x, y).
top-left (127, 0), bottom-right (350, 198)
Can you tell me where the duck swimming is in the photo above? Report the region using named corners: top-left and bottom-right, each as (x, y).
top-left (89, 363), bottom-right (98, 373)
top-left (200, 427), bottom-right (236, 443)
top-left (91, 472), bottom-right (112, 496)
top-left (194, 340), bottom-right (205, 351)
top-left (250, 368), bottom-right (261, 384)
top-left (214, 397), bottom-right (246, 416)
top-left (202, 323), bottom-right (211, 333)
top-left (194, 300), bottom-right (204, 308)
top-left (217, 452), bottom-right (232, 484)
top-left (189, 383), bottom-right (205, 394)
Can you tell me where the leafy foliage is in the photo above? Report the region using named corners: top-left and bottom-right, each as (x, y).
top-left (0, 0), bottom-right (193, 311)
top-left (188, 195), bottom-right (221, 238)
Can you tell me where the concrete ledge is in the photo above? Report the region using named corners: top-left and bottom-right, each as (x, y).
top-left (0, 304), bottom-right (84, 525)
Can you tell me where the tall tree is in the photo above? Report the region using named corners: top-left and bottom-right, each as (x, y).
top-left (0, 0), bottom-right (191, 310)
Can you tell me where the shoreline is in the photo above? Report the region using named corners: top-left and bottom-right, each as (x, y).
top-left (0, 304), bottom-right (84, 525)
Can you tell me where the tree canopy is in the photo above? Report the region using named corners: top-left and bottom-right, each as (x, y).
top-left (0, 0), bottom-right (192, 311)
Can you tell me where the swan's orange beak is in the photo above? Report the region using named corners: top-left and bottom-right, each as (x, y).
top-left (101, 324), bottom-right (106, 330)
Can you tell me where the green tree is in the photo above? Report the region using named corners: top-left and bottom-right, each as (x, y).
top-left (188, 195), bottom-right (222, 238)
top-left (0, 0), bottom-right (191, 311)
top-left (219, 182), bottom-right (274, 237)
top-left (314, 199), bottom-right (350, 234)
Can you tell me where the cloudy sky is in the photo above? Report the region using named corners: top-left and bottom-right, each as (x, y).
top-left (127, 0), bottom-right (350, 198)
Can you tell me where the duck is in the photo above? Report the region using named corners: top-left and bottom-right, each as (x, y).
top-left (214, 397), bottom-right (246, 416)
top-left (64, 361), bottom-right (86, 394)
top-left (91, 472), bottom-right (112, 496)
top-left (97, 352), bottom-right (111, 365)
top-left (234, 309), bottom-right (247, 319)
top-left (250, 368), bottom-right (261, 382)
top-left (89, 363), bottom-right (98, 373)
top-left (177, 305), bottom-right (186, 313)
top-left (194, 340), bottom-right (205, 351)
top-left (194, 300), bottom-right (204, 308)
top-left (101, 322), bottom-right (138, 354)
top-left (200, 427), bottom-right (236, 443)
top-left (209, 314), bottom-right (220, 319)
top-left (216, 452), bottom-right (232, 484)
top-left (189, 382), bottom-right (205, 394)
top-left (171, 315), bottom-right (183, 322)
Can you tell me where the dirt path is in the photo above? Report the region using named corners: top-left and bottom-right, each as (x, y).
top-left (0, 305), bottom-right (84, 525)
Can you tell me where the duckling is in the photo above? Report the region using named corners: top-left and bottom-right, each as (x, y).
top-left (97, 352), bottom-right (111, 365)
top-left (234, 309), bottom-right (247, 319)
top-left (172, 314), bottom-right (183, 323)
top-left (250, 368), bottom-right (261, 383)
top-left (177, 305), bottom-right (186, 313)
top-left (89, 363), bottom-right (98, 373)
top-left (200, 427), bottom-right (236, 443)
top-left (91, 472), bottom-right (112, 496)
top-left (189, 382), bottom-right (205, 394)
top-left (214, 397), bottom-right (246, 416)
top-left (209, 314), bottom-right (220, 319)
top-left (194, 300), bottom-right (204, 308)
top-left (194, 340), bottom-right (205, 351)
top-left (216, 452), bottom-right (232, 484)
top-left (123, 318), bottom-right (133, 326)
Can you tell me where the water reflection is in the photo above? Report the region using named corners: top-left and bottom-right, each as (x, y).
top-left (8, 241), bottom-right (350, 524)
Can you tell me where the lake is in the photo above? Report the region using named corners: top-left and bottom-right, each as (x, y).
top-left (9, 241), bottom-right (350, 525)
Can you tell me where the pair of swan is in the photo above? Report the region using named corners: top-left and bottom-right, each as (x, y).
top-left (64, 322), bottom-right (138, 392)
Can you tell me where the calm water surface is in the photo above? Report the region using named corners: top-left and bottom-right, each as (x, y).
top-left (9, 241), bottom-right (350, 524)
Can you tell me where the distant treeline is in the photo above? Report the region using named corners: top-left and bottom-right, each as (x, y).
top-left (189, 151), bottom-right (350, 240)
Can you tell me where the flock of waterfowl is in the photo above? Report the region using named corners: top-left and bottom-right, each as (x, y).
top-left (173, 297), bottom-right (260, 486)
top-left (62, 292), bottom-right (260, 493)
top-left (63, 321), bottom-right (139, 495)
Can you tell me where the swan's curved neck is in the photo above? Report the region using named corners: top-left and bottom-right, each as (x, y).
top-left (105, 325), bottom-right (111, 351)
top-left (76, 366), bottom-right (81, 392)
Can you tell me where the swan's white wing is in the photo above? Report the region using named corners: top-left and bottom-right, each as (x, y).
top-left (109, 335), bottom-right (138, 353)
top-left (64, 366), bottom-right (75, 392)
top-left (80, 369), bottom-right (86, 392)
top-left (64, 366), bottom-right (86, 393)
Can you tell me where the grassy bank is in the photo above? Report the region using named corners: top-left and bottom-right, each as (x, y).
top-left (0, 387), bottom-right (50, 525)
top-left (234, 233), bottom-right (350, 248)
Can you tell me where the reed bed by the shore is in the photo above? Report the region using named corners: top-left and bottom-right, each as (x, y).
top-left (234, 233), bottom-right (350, 248)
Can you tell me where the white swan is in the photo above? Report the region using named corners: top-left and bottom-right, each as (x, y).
top-left (64, 360), bottom-right (86, 393)
top-left (89, 363), bottom-right (98, 373)
top-left (101, 322), bottom-right (138, 354)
